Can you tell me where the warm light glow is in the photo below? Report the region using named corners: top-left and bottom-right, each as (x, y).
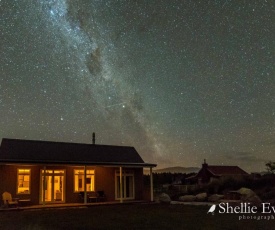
top-left (54, 170), bottom-right (65, 174)
top-left (41, 169), bottom-right (65, 202)
top-left (74, 169), bottom-right (95, 192)
top-left (18, 169), bottom-right (30, 173)
top-left (17, 168), bottom-right (30, 194)
top-left (42, 170), bottom-right (65, 174)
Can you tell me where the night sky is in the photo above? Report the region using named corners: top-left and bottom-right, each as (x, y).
top-left (1, 0), bottom-right (274, 172)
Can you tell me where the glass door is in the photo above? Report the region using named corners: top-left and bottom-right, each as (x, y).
top-left (116, 176), bottom-right (125, 199)
top-left (115, 170), bottom-right (135, 200)
top-left (43, 175), bottom-right (52, 202)
top-left (54, 175), bottom-right (64, 201)
top-left (125, 176), bottom-right (134, 198)
top-left (41, 170), bottom-right (65, 203)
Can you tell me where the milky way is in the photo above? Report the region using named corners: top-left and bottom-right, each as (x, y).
top-left (1, 0), bottom-right (274, 171)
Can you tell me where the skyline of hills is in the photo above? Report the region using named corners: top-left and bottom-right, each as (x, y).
top-left (144, 166), bottom-right (200, 174)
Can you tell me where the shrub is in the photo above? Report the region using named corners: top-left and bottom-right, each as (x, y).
top-left (206, 176), bottom-right (253, 194)
top-left (260, 188), bottom-right (275, 200)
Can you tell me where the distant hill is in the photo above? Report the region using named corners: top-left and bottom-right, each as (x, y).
top-left (144, 166), bottom-right (200, 174)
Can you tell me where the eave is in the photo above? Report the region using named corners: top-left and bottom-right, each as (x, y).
top-left (0, 159), bottom-right (157, 168)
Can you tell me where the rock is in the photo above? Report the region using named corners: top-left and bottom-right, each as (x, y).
top-left (196, 192), bottom-right (207, 202)
top-left (170, 201), bottom-right (181, 205)
top-left (208, 194), bottom-right (224, 202)
top-left (159, 193), bottom-right (171, 204)
top-left (237, 188), bottom-right (256, 197)
top-left (179, 195), bottom-right (196, 202)
top-left (237, 188), bottom-right (262, 206)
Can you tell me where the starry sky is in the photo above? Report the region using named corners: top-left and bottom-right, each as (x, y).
top-left (1, 0), bottom-right (274, 172)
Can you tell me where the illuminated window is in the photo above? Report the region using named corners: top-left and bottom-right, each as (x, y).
top-left (74, 169), bottom-right (95, 192)
top-left (17, 169), bottom-right (30, 194)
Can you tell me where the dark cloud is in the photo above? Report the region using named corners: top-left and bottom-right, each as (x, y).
top-left (86, 48), bottom-right (102, 76)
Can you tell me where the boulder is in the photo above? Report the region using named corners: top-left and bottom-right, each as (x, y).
top-left (159, 193), bottom-right (171, 204)
top-left (170, 201), bottom-right (182, 205)
top-left (237, 188), bottom-right (262, 206)
top-left (179, 195), bottom-right (196, 202)
top-left (208, 194), bottom-right (224, 202)
top-left (238, 187), bottom-right (256, 197)
top-left (196, 192), bottom-right (207, 202)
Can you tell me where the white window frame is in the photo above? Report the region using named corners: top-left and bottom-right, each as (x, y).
top-left (115, 170), bottom-right (135, 200)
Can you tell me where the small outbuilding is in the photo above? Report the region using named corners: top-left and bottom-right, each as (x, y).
top-left (187, 160), bottom-right (248, 184)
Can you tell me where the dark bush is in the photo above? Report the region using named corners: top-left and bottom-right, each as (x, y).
top-left (260, 188), bottom-right (275, 200)
top-left (250, 174), bottom-right (275, 190)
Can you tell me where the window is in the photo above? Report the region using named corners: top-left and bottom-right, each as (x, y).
top-left (74, 169), bottom-right (95, 192)
top-left (115, 170), bottom-right (134, 200)
top-left (17, 169), bottom-right (30, 194)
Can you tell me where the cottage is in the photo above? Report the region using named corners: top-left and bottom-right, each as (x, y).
top-left (187, 160), bottom-right (248, 184)
top-left (0, 138), bottom-right (156, 206)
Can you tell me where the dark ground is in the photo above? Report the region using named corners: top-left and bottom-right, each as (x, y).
top-left (0, 203), bottom-right (273, 230)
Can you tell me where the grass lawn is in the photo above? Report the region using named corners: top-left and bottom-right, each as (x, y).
top-left (0, 203), bottom-right (273, 230)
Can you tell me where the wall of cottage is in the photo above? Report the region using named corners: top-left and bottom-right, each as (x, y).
top-left (0, 164), bottom-right (144, 205)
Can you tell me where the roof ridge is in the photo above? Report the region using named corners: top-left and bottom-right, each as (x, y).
top-left (206, 165), bottom-right (247, 175)
top-left (2, 138), bottom-right (135, 149)
top-left (208, 165), bottom-right (241, 167)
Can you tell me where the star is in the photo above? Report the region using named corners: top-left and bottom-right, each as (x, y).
top-left (1, 0), bottom-right (274, 172)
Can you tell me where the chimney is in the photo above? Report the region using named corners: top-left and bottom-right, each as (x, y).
top-left (202, 159), bottom-right (208, 168)
top-left (92, 132), bottom-right (95, 144)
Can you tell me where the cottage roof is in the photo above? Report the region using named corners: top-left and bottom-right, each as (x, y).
top-left (0, 138), bottom-right (156, 167)
top-left (186, 164), bottom-right (248, 181)
top-left (207, 166), bottom-right (248, 176)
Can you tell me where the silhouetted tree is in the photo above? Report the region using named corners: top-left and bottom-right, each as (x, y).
top-left (143, 172), bottom-right (196, 186)
top-left (266, 161), bottom-right (275, 174)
